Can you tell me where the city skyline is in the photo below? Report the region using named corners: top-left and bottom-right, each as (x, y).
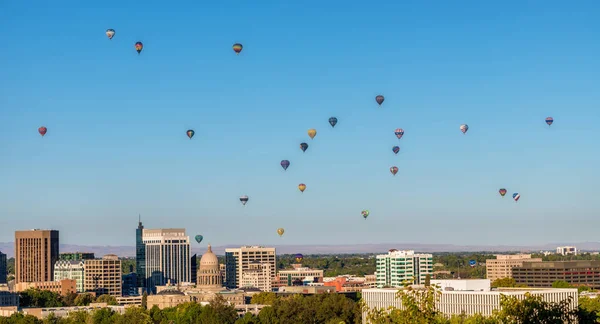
top-left (1, 1), bottom-right (599, 246)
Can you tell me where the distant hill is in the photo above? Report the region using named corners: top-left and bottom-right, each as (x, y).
top-left (2, 241), bottom-right (600, 258)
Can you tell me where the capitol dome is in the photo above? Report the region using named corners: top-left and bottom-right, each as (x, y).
top-left (197, 244), bottom-right (223, 289)
top-left (200, 244), bottom-right (219, 270)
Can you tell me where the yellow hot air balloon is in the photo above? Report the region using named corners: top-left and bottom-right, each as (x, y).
top-left (298, 183), bottom-right (306, 193)
top-left (308, 129), bottom-right (317, 139)
top-left (277, 228), bottom-right (285, 237)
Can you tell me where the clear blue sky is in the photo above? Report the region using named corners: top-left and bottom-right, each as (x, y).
top-left (1, 0), bottom-right (599, 248)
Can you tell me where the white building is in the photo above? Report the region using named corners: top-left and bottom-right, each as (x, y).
top-left (143, 229), bottom-right (191, 292)
top-left (225, 246), bottom-right (276, 289)
top-left (54, 260), bottom-right (85, 293)
top-left (361, 287), bottom-right (578, 323)
top-left (430, 279), bottom-right (491, 292)
top-left (375, 250), bottom-right (433, 288)
top-left (556, 246), bottom-right (577, 256)
top-left (277, 266), bottom-right (324, 287)
top-left (240, 261), bottom-right (272, 292)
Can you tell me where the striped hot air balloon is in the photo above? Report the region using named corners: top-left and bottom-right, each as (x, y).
top-left (394, 128), bottom-right (404, 139)
top-left (512, 193), bottom-right (520, 202)
top-left (233, 43), bottom-right (243, 55)
top-left (135, 41), bottom-right (143, 54)
top-left (545, 117), bottom-right (554, 126)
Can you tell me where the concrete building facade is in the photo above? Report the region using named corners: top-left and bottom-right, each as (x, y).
top-left (14, 229), bottom-right (59, 283)
top-left (15, 279), bottom-right (77, 296)
top-left (225, 246), bottom-right (276, 289)
top-left (512, 260), bottom-right (600, 289)
top-left (375, 250), bottom-right (433, 288)
top-left (556, 246), bottom-right (577, 256)
top-left (84, 254), bottom-right (122, 297)
top-left (277, 266), bottom-right (324, 287)
top-left (361, 287), bottom-right (578, 323)
top-left (240, 261), bottom-right (272, 292)
top-left (485, 254), bottom-right (542, 282)
top-left (143, 228), bottom-right (191, 293)
top-left (430, 279), bottom-right (491, 292)
top-left (54, 260), bottom-right (85, 293)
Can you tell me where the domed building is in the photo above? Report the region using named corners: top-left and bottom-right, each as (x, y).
top-left (197, 244), bottom-right (223, 291)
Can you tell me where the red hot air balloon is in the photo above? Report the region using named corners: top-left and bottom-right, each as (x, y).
top-left (375, 95), bottom-right (384, 106)
top-left (135, 42), bottom-right (143, 54)
top-left (38, 126), bottom-right (47, 137)
top-left (390, 166), bottom-right (398, 176)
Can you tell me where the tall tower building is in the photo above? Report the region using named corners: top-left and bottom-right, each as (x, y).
top-left (14, 229), bottom-right (59, 283)
top-left (225, 246), bottom-right (276, 289)
top-left (143, 228), bottom-right (191, 293)
top-left (375, 249), bottom-right (433, 288)
top-left (0, 251), bottom-right (7, 284)
top-left (136, 216), bottom-right (146, 290)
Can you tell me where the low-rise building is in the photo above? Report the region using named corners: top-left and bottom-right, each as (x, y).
top-left (512, 260), bottom-right (600, 289)
top-left (485, 254), bottom-right (542, 281)
top-left (22, 303), bottom-right (126, 319)
top-left (556, 246), bottom-right (577, 256)
top-left (430, 279), bottom-right (491, 292)
top-left (0, 291), bottom-right (19, 307)
top-left (14, 279), bottom-right (76, 296)
top-left (240, 261), bottom-right (272, 292)
top-left (277, 266), bottom-right (324, 287)
top-left (361, 287), bottom-right (578, 323)
top-left (84, 254), bottom-right (122, 297)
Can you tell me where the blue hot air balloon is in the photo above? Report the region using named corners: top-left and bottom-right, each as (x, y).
top-left (392, 146), bottom-right (400, 154)
top-left (300, 143), bottom-right (308, 152)
top-left (195, 235), bottom-right (203, 244)
top-left (281, 160), bottom-right (290, 171)
top-left (329, 117), bottom-right (338, 128)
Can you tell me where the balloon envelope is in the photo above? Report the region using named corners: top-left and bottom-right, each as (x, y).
top-left (300, 143), bottom-right (308, 152)
top-left (38, 126), bottom-right (47, 137)
top-left (394, 128), bottom-right (404, 139)
top-left (298, 183), bottom-right (306, 192)
top-left (390, 166), bottom-right (398, 176)
top-left (277, 228), bottom-right (285, 236)
top-left (195, 235), bottom-right (203, 243)
top-left (361, 210), bottom-right (370, 219)
top-left (375, 95), bottom-right (384, 105)
top-left (499, 188), bottom-right (507, 197)
top-left (295, 253), bottom-right (303, 263)
top-left (233, 43), bottom-right (243, 54)
top-left (512, 193), bottom-right (520, 202)
top-left (186, 130), bottom-right (195, 139)
top-left (460, 124), bottom-right (469, 134)
top-left (546, 117), bottom-right (554, 126)
top-left (308, 129), bottom-right (317, 139)
top-left (240, 195), bottom-right (249, 205)
top-left (392, 146), bottom-right (400, 154)
top-left (329, 117), bottom-right (338, 128)
top-left (135, 41), bottom-right (143, 54)
top-left (281, 160), bottom-right (290, 170)
top-left (106, 29), bottom-right (115, 40)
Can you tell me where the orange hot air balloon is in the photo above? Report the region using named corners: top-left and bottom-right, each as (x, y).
top-left (308, 129), bottom-right (317, 139)
top-left (233, 43), bottom-right (243, 55)
top-left (298, 183), bottom-right (306, 193)
top-left (38, 126), bottom-right (47, 137)
top-left (277, 228), bottom-right (285, 237)
top-left (135, 41), bottom-right (143, 54)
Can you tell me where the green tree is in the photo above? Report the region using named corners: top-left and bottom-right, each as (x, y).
top-left (199, 294), bottom-right (238, 324)
top-left (118, 306), bottom-right (152, 324)
top-left (491, 293), bottom-right (578, 323)
top-left (19, 289), bottom-right (64, 308)
top-left (425, 274), bottom-right (431, 286)
top-left (73, 293), bottom-right (95, 306)
top-left (61, 292), bottom-right (78, 307)
top-left (250, 292), bottom-right (277, 305)
top-left (235, 312), bottom-right (261, 324)
top-left (578, 296), bottom-right (600, 323)
top-left (90, 308), bottom-right (117, 324)
top-left (490, 277), bottom-right (527, 288)
top-left (95, 294), bottom-right (119, 305)
top-left (551, 280), bottom-right (573, 288)
top-left (141, 291), bottom-right (148, 309)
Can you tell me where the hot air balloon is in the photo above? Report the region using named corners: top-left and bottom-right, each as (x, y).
top-left (233, 43), bottom-right (243, 55)
top-left (106, 29), bottom-right (115, 40)
top-left (298, 183), bottom-right (306, 193)
top-left (277, 228), bottom-right (285, 237)
top-left (300, 143), bottom-right (308, 152)
top-left (390, 166), bottom-right (398, 176)
top-left (186, 130), bottom-right (195, 139)
top-left (546, 117), bottom-right (554, 126)
top-left (361, 210), bottom-right (370, 220)
top-left (240, 195), bottom-right (249, 206)
top-left (135, 41), bottom-right (143, 54)
top-left (375, 95), bottom-right (384, 106)
top-left (195, 235), bottom-right (203, 244)
top-left (460, 124), bottom-right (469, 134)
top-left (392, 146), bottom-right (400, 154)
top-left (469, 260), bottom-right (476, 268)
top-left (308, 129), bottom-right (317, 139)
top-left (499, 188), bottom-right (507, 197)
top-left (512, 193), bottom-right (520, 202)
top-left (395, 128), bottom-right (404, 139)
top-left (281, 160), bottom-right (290, 171)
top-left (295, 253), bottom-right (303, 263)
top-left (38, 126), bottom-right (47, 137)
top-left (329, 117), bottom-right (338, 128)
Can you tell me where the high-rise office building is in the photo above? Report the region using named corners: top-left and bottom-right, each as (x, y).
top-left (0, 251), bottom-right (7, 284)
top-left (191, 254), bottom-right (197, 284)
top-left (14, 229), bottom-right (59, 283)
top-left (143, 228), bottom-right (191, 293)
top-left (136, 217), bottom-right (146, 290)
top-left (225, 246), bottom-right (276, 289)
top-left (375, 249), bottom-right (433, 288)
top-left (84, 254), bottom-right (122, 297)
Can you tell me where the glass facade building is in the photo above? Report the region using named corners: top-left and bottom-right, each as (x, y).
top-left (136, 218), bottom-right (146, 290)
top-left (0, 251), bottom-right (6, 284)
top-left (142, 229), bottom-right (190, 293)
top-left (375, 249), bottom-right (433, 288)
